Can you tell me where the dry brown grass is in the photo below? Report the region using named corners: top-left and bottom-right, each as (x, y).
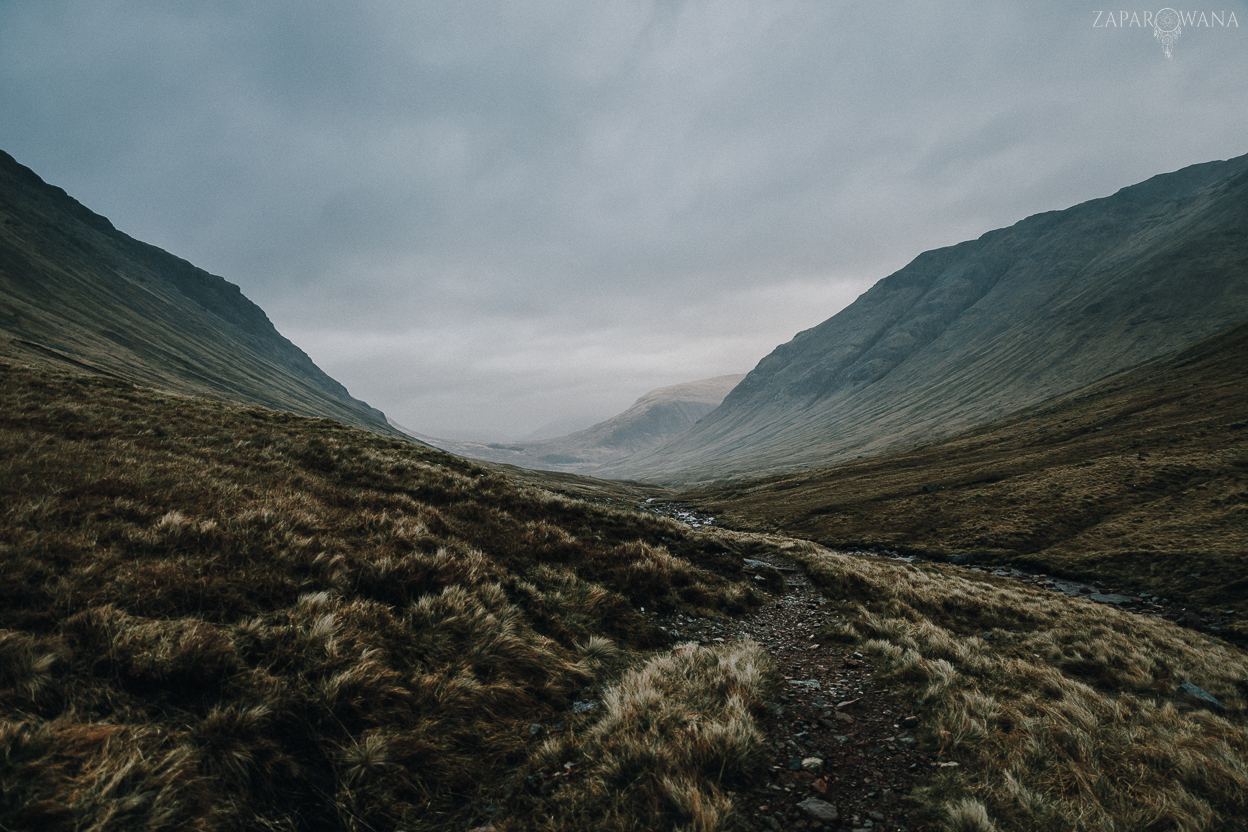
top-left (0, 361), bottom-right (771, 831)
top-left (504, 640), bottom-right (776, 832)
top-left (780, 539), bottom-right (1248, 831)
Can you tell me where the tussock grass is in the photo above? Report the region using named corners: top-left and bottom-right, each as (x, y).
top-left (785, 540), bottom-right (1248, 831)
top-left (506, 640), bottom-right (776, 832)
top-left (0, 362), bottom-right (769, 831)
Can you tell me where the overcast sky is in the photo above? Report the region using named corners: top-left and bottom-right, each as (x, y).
top-left (2, 2), bottom-right (1245, 439)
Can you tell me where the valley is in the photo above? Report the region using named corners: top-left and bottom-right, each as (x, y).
top-left (3, 146), bottom-right (1248, 832)
top-left (6, 361), bottom-right (1248, 832)
top-left (414, 374), bottom-right (745, 475)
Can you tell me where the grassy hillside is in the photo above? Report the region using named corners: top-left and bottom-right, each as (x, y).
top-left (6, 358), bottom-right (1248, 831)
top-left (0, 149), bottom-right (396, 437)
top-left (609, 154), bottom-right (1248, 483)
top-left (0, 361), bottom-right (774, 832)
top-left (688, 321), bottom-right (1248, 637)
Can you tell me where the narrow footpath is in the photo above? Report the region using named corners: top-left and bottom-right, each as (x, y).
top-left (651, 556), bottom-right (931, 832)
top-left (634, 498), bottom-right (1240, 831)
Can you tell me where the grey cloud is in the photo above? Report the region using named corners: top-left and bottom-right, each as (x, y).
top-left (2, 1), bottom-right (1245, 437)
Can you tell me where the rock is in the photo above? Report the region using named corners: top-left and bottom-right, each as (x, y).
top-left (801, 757), bottom-right (824, 775)
top-left (923, 483), bottom-right (940, 493)
top-left (837, 698), bottom-right (860, 710)
top-left (947, 553), bottom-right (972, 565)
top-left (818, 717), bottom-right (838, 730)
top-left (797, 798), bottom-right (839, 824)
top-left (811, 777), bottom-right (829, 795)
top-left (528, 723), bottom-right (545, 736)
top-left (788, 756), bottom-right (804, 771)
top-left (1177, 681), bottom-right (1225, 712)
top-left (835, 711), bottom-right (855, 724)
top-left (901, 715), bottom-right (919, 729)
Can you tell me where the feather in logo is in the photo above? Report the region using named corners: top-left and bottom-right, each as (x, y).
top-left (1154, 7), bottom-right (1183, 58)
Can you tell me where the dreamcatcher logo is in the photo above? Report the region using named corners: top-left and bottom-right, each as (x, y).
top-left (1092, 9), bottom-right (1239, 59)
top-left (1154, 8), bottom-right (1182, 58)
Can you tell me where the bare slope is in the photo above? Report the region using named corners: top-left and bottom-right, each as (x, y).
top-left (418, 374), bottom-right (744, 473)
top-left (0, 149), bottom-right (397, 436)
top-left (687, 319), bottom-right (1248, 634)
top-left (607, 153), bottom-right (1248, 484)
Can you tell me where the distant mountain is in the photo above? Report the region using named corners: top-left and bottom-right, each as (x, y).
top-left (606, 153), bottom-right (1248, 484)
top-left (414, 374), bottom-right (745, 473)
top-left (0, 149), bottom-right (397, 436)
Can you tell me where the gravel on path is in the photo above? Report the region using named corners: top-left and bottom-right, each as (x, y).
top-left (651, 556), bottom-right (933, 832)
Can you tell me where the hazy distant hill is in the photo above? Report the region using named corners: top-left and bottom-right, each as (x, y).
top-left (415, 374), bottom-right (745, 473)
top-left (0, 149), bottom-right (397, 436)
top-left (607, 153), bottom-right (1248, 484)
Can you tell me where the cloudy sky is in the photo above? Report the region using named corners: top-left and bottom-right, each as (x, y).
top-left (1, 2), bottom-right (1245, 439)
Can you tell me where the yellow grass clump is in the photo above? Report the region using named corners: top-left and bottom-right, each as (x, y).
top-left (506, 639), bottom-right (777, 832)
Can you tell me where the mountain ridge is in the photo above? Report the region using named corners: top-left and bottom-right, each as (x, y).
top-left (605, 153), bottom-right (1248, 483)
top-left (0, 149), bottom-right (398, 436)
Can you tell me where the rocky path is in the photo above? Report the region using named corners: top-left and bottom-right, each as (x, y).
top-left (637, 499), bottom-right (1240, 830)
top-left (651, 557), bottom-right (930, 832)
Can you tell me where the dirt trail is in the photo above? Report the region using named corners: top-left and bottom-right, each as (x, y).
top-left (651, 555), bottom-right (931, 832)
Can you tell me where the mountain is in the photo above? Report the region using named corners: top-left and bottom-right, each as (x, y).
top-left (0, 149), bottom-right (397, 436)
top-left (687, 319), bottom-right (1248, 636)
top-left (605, 153), bottom-right (1248, 484)
top-left (413, 374), bottom-right (745, 473)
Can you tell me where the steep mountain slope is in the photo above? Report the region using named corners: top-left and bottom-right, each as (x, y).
top-left (688, 319), bottom-right (1248, 634)
top-left (607, 153), bottom-right (1248, 483)
top-left (416, 374), bottom-right (744, 473)
top-left (0, 149), bottom-right (396, 436)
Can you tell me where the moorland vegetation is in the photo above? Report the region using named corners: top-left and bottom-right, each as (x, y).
top-left (4, 358), bottom-right (1248, 832)
top-left (0, 361), bottom-right (775, 832)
